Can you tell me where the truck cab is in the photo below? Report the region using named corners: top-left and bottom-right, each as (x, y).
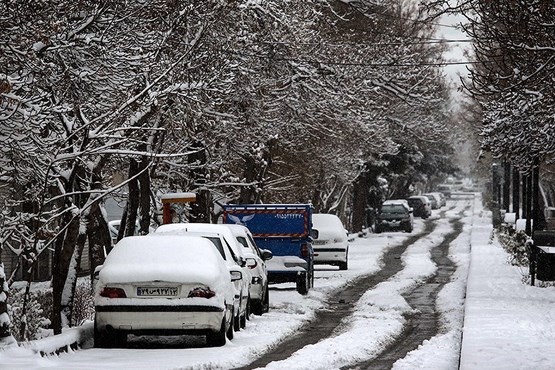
top-left (222, 204), bottom-right (314, 295)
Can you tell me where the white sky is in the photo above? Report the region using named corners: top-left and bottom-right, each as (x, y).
top-left (4, 194), bottom-right (555, 369)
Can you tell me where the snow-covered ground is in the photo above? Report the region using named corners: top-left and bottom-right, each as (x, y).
top-left (2, 195), bottom-right (555, 369)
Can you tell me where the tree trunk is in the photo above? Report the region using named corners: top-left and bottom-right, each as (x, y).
top-left (87, 198), bottom-right (112, 285)
top-left (512, 167), bottom-right (520, 218)
top-left (526, 174), bottom-right (533, 235)
top-left (0, 263), bottom-right (16, 347)
top-left (188, 142), bottom-right (211, 223)
top-left (124, 159), bottom-right (140, 237)
top-left (138, 156), bottom-right (152, 234)
top-left (503, 161), bottom-right (511, 211)
top-left (62, 230), bottom-right (87, 327)
top-left (51, 212), bottom-right (80, 334)
top-left (351, 165), bottom-right (370, 233)
top-left (239, 153), bottom-right (258, 204)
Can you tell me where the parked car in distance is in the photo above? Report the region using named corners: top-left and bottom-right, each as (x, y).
top-left (406, 196), bottom-right (432, 219)
top-left (312, 213), bottom-right (349, 270)
top-left (383, 199), bottom-right (411, 210)
top-left (375, 201), bottom-right (414, 233)
top-left (154, 223), bottom-right (252, 331)
top-left (94, 235), bottom-right (238, 348)
top-left (225, 224), bottom-right (272, 315)
top-left (437, 184), bottom-right (453, 199)
top-left (432, 192), bottom-right (446, 207)
top-left (423, 192), bottom-right (444, 209)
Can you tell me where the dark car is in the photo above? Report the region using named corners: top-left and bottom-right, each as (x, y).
top-left (375, 202), bottom-right (414, 233)
top-left (406, 196), bottom-right (431, 219)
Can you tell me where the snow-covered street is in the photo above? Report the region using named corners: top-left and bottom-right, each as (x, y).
top-left (2, 195), bottom-right (555, 370)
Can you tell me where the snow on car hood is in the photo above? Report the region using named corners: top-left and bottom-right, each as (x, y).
top-left (99, 235), bottom-right (228, 289)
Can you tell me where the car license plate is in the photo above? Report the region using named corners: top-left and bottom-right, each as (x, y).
top-left (312, 240), bottom-right (327, 245)
top-left (137, 287), bottom-right (178, 296)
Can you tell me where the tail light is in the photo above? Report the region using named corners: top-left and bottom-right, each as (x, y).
top-left (188, 287), bottom-right (216, 299)
top-left (301, 243), bottom-right (309, 258)
top-left (100, 287), bottom-right (127, 298)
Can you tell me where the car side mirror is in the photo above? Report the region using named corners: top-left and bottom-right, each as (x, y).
top-left (311, 229), bottom-right (319, 239)
top-left (238, 256), bottom-right (247, 268)
top-left (230, 270), bottom-right (243, 282)
top-left (246, 257), bottom-right (258, 269)
top-left (261, 249), bottom-right (273, 261)
top-left (94, 265), bottom-right (103, 279)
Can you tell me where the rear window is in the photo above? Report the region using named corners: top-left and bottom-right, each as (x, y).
top-left (407, 199), bottom-right (421, 206)
top-left (381, 205), bottom-right (407, 214)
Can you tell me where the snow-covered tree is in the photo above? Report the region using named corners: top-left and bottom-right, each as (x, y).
top-left (429, 0), bottom-right (555, 172)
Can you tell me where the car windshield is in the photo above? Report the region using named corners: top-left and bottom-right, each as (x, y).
top-left (381, 205), bottom-right (407, 214)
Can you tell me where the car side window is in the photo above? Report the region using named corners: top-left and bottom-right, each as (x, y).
top-left (246, 234), bottom-right (262, 257)
top-left (237, 236), bottom-right (259, 256)
top-left (236, 236), bottom-right (249, 249)
top-left (202, 236), bottom-right (226, 260)
top-left (223, 238), bottom-right (240, 264)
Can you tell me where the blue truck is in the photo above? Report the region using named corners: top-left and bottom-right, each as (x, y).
top-left (222, 204), bottom-right (314, 295)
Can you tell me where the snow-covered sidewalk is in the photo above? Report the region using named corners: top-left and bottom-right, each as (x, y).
top-left (460, 202), bottom-right (555, 370)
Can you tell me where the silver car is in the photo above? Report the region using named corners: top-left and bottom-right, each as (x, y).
top-left (226, 224), bottom-right (273, 315)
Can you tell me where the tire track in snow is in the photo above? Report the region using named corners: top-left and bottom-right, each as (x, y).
top-left (347, 200), bottom-right (471, 370)
top-left (236, 221), bottom-right (438, 370)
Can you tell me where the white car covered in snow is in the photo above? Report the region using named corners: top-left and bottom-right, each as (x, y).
top-left (225, 224), bottom-right (273, 315)
top-left (154, 223), bottom-right (252, 331)
top-left (94, 235), bottom-right (239, 348)
top-left (311, 213), bottom-right (349, 270)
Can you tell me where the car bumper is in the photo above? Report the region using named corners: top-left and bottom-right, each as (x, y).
top-left (95, 305), bottom-right (225, 333)
top-left (313, 248), bottom-right (347, 264)
top-left (266, 256), bottom-right (309, 283)
top-left (377, 220), bottom-right (410, 230)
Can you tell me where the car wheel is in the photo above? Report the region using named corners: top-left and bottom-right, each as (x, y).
top-left (296, 271), bottom-right (309, 295)
top-left (375, 226), bottom-right (382, 234)
top-left (338, 260), bottom-right (348, 270)
top-left (251, 300), bottom-right (262, 316)
top-left (252, 287), bottom-right (267, 315)
top-left (262, 285), bottom-right (270, 313)
top-left (233, 308), bottom-right (241, 332)
top-left (226, 307), bottom-right (234, 340)
top-left (309, 264), bottom-right (315, 288)
top-left (207, 318), bottom-right (227, 347)
top-left (94, 318), bottom-right (126, 348)
top-left (246, 295), bottom-right (251, 321)
top-left (94, 322), bottom-right (112, 349)
top-left (240, 298), bottom-right (249, 328)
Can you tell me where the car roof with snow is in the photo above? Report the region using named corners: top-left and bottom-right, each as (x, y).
top-left (155, 223), bottom-right (246, 258)
top-left (100, 235), bottom-right (229, 286)
top-left (312, 214), bottom-right (346, 239)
